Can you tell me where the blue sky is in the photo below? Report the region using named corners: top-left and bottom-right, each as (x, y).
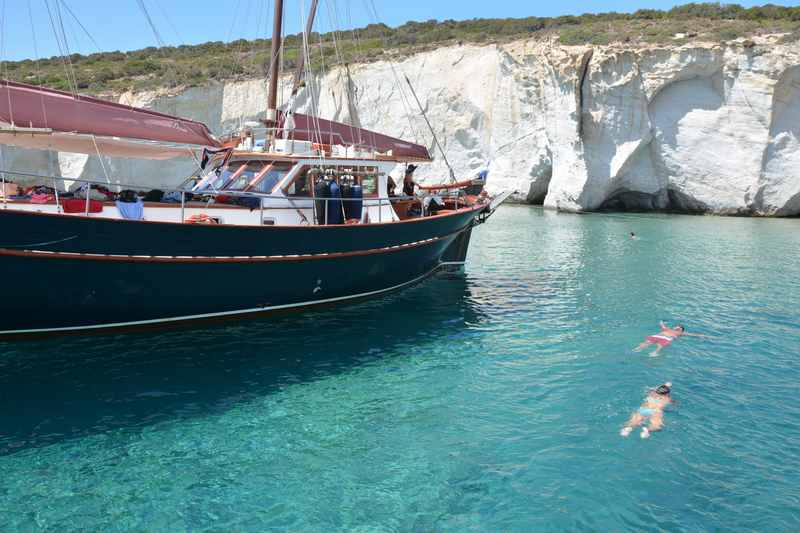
top-left (1, 0), bottom-right (796, 61)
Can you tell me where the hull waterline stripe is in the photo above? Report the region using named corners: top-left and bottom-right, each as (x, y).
top-left (0, 264), bottom-right (449, 336)
top-left (0, 229), bottom-right (470, 263)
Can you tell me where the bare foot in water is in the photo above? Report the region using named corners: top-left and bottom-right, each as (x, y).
top-left (620, 426), bottom-right (633, 437)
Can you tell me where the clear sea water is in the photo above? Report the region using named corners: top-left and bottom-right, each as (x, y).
top-left (1, 206), bottom-right (799, 531)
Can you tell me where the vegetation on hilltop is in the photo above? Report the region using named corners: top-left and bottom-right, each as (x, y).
top-left (3, 3), bottom-right (799, 95)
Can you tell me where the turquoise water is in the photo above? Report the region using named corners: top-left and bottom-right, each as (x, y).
top-left (2, 206), bottom-right (800, 531)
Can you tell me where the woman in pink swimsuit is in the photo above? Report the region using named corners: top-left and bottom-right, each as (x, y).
top-left (634, 321), bottom-right (704, 356)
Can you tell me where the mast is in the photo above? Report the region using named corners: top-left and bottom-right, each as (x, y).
top-left (291, 0), bottom-right (319, 97)
top-left (266, 0), bottom-right (284, 123)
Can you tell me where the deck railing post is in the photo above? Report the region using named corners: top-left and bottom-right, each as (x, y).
top-left (180, 191), bottom-right (185, 223)
top-left (84, 181), bottom-right (90, 216)
top-left (312, 192), bottom-right (317, 225)
top-left (53, 178), bottom-right (60, 212)
top-left (1, 172), bottom-right (6, 210)
top-left (260, 196), bottom-right (264, 225)
top-left (325, 197), bottom-right (328, 225)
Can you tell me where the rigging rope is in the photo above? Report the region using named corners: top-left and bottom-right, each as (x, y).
top-left (299, 0), bottom-right (325, 163)
top-left (60, 0), bottom-right (101, 52)
top-left (324, 1), bottom-right (360, 150)
top-left (90, 134), bottom-right (111, 185)
top-left (364, 0), bottom-right (422, 145)
top-left (153, 1), bottom-right (185, 46)
top-left (135, 0), bottom-right (166, 48)
top-left (27, 1), bottom-right (49, 130)
top-left (43, 0), bottom-right (79, 95)
top-left (134, 0), bottom-right (181, 90)
top-left (223, 0), bottom-right (256, 84)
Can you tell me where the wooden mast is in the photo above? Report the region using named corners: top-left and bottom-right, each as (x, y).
top-left (266, 0), bottom-right (284, 124)
top-left (291, 0), bottom-right (319, 97)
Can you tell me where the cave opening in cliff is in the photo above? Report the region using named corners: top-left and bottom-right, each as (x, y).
top-left (525, 168), bottom-right (552, 206)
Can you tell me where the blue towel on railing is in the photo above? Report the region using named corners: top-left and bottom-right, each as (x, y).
top-left (116, 199), bottom-right (144, 220)
top-left (163, 191), bottom-right (183, 203)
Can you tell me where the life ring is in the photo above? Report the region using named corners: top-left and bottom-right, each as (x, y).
top-left (312, 142), bottom-right (331, 156)
top-left (185, 213), bottom-right (217, 224)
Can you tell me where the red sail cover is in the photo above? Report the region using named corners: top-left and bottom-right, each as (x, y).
top-left (278, 112), bottom-right (431, 161)
top-left (0, 80), bottom-right (220, 147)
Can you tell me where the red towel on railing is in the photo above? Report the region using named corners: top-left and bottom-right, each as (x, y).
top-left (62, 198), bottom-right (103, 213)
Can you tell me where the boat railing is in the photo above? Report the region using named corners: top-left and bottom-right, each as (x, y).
top-left (0, 169), bottom-right (465, 223)
top-left (233, 126), bottom-right (389, 157)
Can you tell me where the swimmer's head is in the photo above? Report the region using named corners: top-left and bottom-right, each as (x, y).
top-left (655, 383), bottom-right (671, 395)
top-left (675, 325), bottom-right (685, 333)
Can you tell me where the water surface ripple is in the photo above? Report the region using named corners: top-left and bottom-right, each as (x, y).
top-left (1, 207), bottom-right (799, 531)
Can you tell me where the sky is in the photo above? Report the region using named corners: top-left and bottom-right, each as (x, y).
top-left (0, 0), bottom-right (796, 61)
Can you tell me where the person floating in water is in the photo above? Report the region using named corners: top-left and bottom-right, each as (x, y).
top-left (620, 383), bottom-right (673, 439)
top-left (634, 321), bottom-right (705, 356)
top-left (630, 231), bottom-right (636, 239)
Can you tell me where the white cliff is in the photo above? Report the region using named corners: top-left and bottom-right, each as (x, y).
top-left (3, 34), bottom-right (800, 216)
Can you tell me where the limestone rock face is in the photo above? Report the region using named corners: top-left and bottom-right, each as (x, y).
top-left (3, 35), bottom-right (800, 215)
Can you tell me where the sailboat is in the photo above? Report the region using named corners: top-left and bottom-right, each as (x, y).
top-left (0, 1), bottom-right (508, 338)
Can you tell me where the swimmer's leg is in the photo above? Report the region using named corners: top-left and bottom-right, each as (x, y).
top-left (621, 412), bottom-right (644, 437)
top-left (649, 344), bottom-right (664, 357)
top-left (648, 412), bottom-right (664, 432)
top-left (642, 412), bottom-right (664, 438)
top-left (634, 341), bottom-right (651, 352)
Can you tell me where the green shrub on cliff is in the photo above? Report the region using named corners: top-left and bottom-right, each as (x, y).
top-left (4, 2), bottom-right (799, 95)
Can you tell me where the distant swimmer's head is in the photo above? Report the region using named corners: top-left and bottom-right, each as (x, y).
top-left (655, 383), bottom-right (671, 395)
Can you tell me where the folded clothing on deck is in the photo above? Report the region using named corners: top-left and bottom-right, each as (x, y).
top-left (62, 198), bottom-right (103, 213)
top-left (115, 198), bottom-right (144, 220)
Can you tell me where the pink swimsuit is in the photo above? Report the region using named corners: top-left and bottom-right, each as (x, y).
top-left (646, 335), bottom-right (674, 347)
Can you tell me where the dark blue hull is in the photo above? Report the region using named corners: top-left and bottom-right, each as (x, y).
top-left (0, 207), bottom-right (481, 256)
top-left (0, 206), bottom-right (483, 336)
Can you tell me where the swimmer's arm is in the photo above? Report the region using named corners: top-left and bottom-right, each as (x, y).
top-left (683, 332), bottom-right (710, 338)
top-left (659, 321), bottom-right (668, 330)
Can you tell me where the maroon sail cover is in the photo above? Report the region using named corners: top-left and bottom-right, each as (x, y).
top-left (0, 80), bottom-right (220, 147)
top-left (277, 112), bottom-right (431, 160)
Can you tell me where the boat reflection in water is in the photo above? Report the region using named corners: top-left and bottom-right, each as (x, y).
top-left (0, 274), bottom-right (487, 455)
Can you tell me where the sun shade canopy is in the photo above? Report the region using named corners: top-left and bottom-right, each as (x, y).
top-left (0, 80), bottom-right (220, 158)
top-left (276, 112), bottom-right (431, 161)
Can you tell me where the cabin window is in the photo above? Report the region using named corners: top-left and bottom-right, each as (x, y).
top-left (225, 162), bottom-right (269, 191)
top-left (284, 168), bottom-right (315, 197)
top-left (361, 174), bottom-right (377, 195)
top-left (250, 166), bottom-right (291, 193)
top-left (194, 166), bottom-right (235, 192)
